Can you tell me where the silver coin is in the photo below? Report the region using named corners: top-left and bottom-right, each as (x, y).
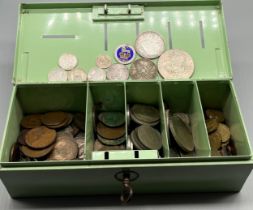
top-left (88, 67), bottom-right (106, 81)
top-left (174, 113), bottom-right (191, 127)
top-left (106, 64), bottom-right (129, 81)
top-left (48, 68), bottom-right (68, 82)
top-left (58, 53), bottom-right (78, 71)
top-left (130, 129), bottom-right (146, 150)
top-left (158, 49), bottom-right (195, 79)
top-left (130, 58), bottom-right (158, 80)
top-left (135, 31), bottom-right (165, 59)
top-left (96, 55), bottom-right (112, 69)
top-left (68, 68), bottom-right (87, 81)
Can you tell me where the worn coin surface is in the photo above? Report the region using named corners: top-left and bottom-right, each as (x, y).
top-left (25, 126), bottom-right (56, 149)
top-left (135, 31), bottom-right (165, 59)
top-left (97, 134), bottom-right (126, 146)
top-left (21, 114), bottom-right (42, 129)
top-left (94, 140), bottom-right (125, 151)
top-left (158, 49), bottom-right (194, 79)
top-left (130, 58), bottom-right (158, 80)
top-left (67, 68), bottom-right (87, 81)
top-left (170, 115), bottom-right (194, 152)
top-left (130, 129), bottom-right (147, 150)
top-left (98, 112), bottom-right (125, 127)
top-left (106, 64), bottom-right (129, 81)
top-left (209, 131), bottom-right (222, 150)
top-left (58, 53), bottom-right (78, 70)
top-left (97, 122), bottom-right (125, 140)
top-left (88, 67), bottom-right (106, 81)
top-left (96, 55), bottom-right (112, 69)
top-left (205, 118), bottom-right (219, 133)
top-left (17, 129), bottom-right (29, 145)
top-left (41, 112), bottom-right (68, 127)
top-left (217, 123), bottom-right (230, 143)
top-left (206, 109), bottom-right (225, 123)
top-left (131, 104), bottom-right (160, 124)
top-left (48, 68), bottom-right (68, 82)
top-left (174, 113), bottom-right (190, 127)
top-left (20, 144), bottom-right (54, 159)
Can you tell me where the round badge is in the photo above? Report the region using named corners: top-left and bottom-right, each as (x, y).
top-left (114, 44), bottom-right (136, 65)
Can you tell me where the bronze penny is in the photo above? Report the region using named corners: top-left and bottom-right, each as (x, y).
top-left (25, 126), bottom-right (56, 149)
top-left (21, 114), bottom-right (42, 129)
top-left (9, 142), bottom-right (20, 161)
top-left (20, 144), bottom-right (54, 158)
top-left (205, 118), bottom-right (219, 133)
top-left (41, 111), bottom-right (67, 126)
top-left (206, 109), bottom-right (225, 123)
top-left (17, 129), bottom-right (29, 145)
top-left (96, 122), bottom-right (125, 140)
top-left (47, 113), bottom-right (73, 129)
top-left (209, 131), bottom-right (222, 150)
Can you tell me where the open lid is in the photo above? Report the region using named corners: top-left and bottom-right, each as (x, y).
top-left (13, 0), bottom-right (232, 84)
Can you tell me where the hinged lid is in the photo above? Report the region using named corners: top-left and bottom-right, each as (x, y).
top-left (13, 0), bottom-right (232, 84)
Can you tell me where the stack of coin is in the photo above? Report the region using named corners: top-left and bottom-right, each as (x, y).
top-left (9, 112), bottom-right (86, 162)
top-left (94, 111), bottom-right (126, 151)
top-left (204, 109), bottom-right (236, 156)
top-left (48, 53), bottom-right (87, 82)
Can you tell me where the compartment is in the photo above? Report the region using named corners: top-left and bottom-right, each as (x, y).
top-left (161, 81), bottom-right (210, 159)
top-left (126, 82), bottom-right (169, 158)
top-left (197, 81), bottom-right (252, 159)
top-left (0, 84), bottom-right (87, 166)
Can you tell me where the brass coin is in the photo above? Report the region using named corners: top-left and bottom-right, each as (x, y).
top-left (94, 140), bottom-right (125, 151)
top-left (209, 131), bottom-right (222, 150)
top-left (21, 114), bottom-right (42, 129)
top-left (97, 134), bottom-right (126, 146)
top-left (205, 118), bottom-right (219, 133)
top-left (131, 104), bottom-right (160, 124)
top-left (97, 122), bottom-right (125, 140)
top-left (47, 138), bottom-right (78, 160)
top-left (20, 144), bottom-right (54, 158)
top-left (9, 142), bottom-right (20, 162)
top-left (41, 111), bottom-right (68, 126)
top-left (206, 109), bottom-right (225, 123)
top-left (25, 126), bottom-right (56, 149)
top-left (216, 123), bottom-right (231, 143)
top-left (98, 112), bottom-right (125, 128)
top-left (73, 112), bottom-right (85, 131)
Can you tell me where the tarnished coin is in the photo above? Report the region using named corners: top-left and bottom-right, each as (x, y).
top-left (217, 123), bottom-right (230, 143)
top-left (158, 49), bottom-right (194, 79)
top-left (106, 64), bottom-right (129, 81)
top-left (73, 112), bottom-right (85, 131)
top-left (41, 112), bottom-right (68, 127)
top-left (17, 129), bottom-right (29, 145)
top-left (97, 134), bottom-right (126, 146)
top-left (48, 138), bottom-right (78, 160)
top-left (136, 125), bottom-right (162, 150)
top-left (135, 31), bottom-right (165, 59)
top-left (170, 115), bottom-right (195, 152)
top-left (25, 126), bottom-right (56, 149)
top-left (48, 68), bottom-right (68, 82)
top-left (67, 68), bottom-right (87, 81)
top-left (130, 58), bottom-right (158, 80)
top-left (209, 131), bottom-right (222, 150)
top-left (94, 140), bottom-right (125, 151)
top-left (46, 113), bottom-right (73, 129)
top-left (9, 142), bottom-right (20, 162)
top-left (58, 53), bottom-right (78, 70)
top-left (130, 129), bottom-right (147, 150)
top-left (21, 114), bottom-right (42, 129)
top-left (205, 118), bottom-right (219, 133)
top-left (114, 44), bottom-right (136, 64)
top-left (96, 55), bottom-right (112, 69)
top-left (130, 111), bottom-right (159, 126)
top-left (174, 113), bottom-right (190, 127)
top-left (20, 144), bottom-right (54, 159)
top-left (206, 109), bottom-right (225, 123)
top-left (98, 112), bottom-right (125, 127)
top-left (131, 104), bottom-right (160, 124)
top-left (88, 67), bottom-right (106, 81)
top-left (97, 122), bottom-right (125, 140)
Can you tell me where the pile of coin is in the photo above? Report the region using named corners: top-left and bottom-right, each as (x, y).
top-left (94, 111), bottom-right (126, 151)
top-left (9, 112), bottom-right (86, 162)
top-left (129, 104), bottom-right (162, 150)
top-left (166, 111), bottom-right (195, 157)
top-left (204, 109), bottom-right (236, 156)
top-left (48, 53), bottom-right (87, 82)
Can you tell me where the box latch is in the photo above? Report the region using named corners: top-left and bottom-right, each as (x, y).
top-left (92, 4), bottom-right (144, 21)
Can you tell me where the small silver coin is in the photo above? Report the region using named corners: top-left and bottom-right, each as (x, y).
top-left (48, 68), bottom-right (68, 82)
top-left (106, 64), bottom-right (129, 81)
top-left (88, 67), bottom-right (106, 81)
top-left (158, 49), bottom-right (195, 79)
top-left (130, 58), bottom-right (158, 80)
top-left (58, 53), bottom-right (78, 71)
top-left (96, 55), bottom-right (112, 69)
top-left (67, 68), bottom-right (87, 81)
top-left (135, 31), bottom-right (165, 59)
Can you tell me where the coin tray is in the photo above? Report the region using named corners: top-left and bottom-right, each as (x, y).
top-left (0, 0), bottom-right (253, 198)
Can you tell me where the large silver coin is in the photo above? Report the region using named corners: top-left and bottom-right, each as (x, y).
top-left (130, 58), bottom-right (158, 80)
top-left (158, 49), bottom-right (194, 79)
top-left (170, 115), bottom-right (194, 152)
top-left (88, 67), bottom-right (106, 81)
top-left (96, 55), bottom-right (112, 69)
top-left (131, 104), bottom-right (160, 124)
top-left (135, 31), bottom-right (165, 59)
top-left (58, 53), bottom-right (78, 71)
top-left (67, 68), bottom-right (87, 81)
top-left (48, 68), bottom-right (68, 82)
top-left (106, 64), bottom-right (129, 81)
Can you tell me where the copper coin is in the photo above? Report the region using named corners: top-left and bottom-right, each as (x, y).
top-left (9, 142), bottom-right (20, 162)
top-left (21, 114), bottom-right (42, 129)
top-left (47, 113), bottom-right (73, 129)
top-left (20, 144), bottom-right (54, 158)
top-left (47, 138), bottom-right (78, 160)
top-left (94, 140), bottom-right (125, 151)
top-left (216, 123), bottom-right (230, 143)
top-left (73, 112), bottom-right (85, 131)
top-left (209, 131), bottom-right (222, 150)
top-left (96, 122), bottom-right (125, 140)
top-left (205, 118), bottom-right (219, 133)
top-left (25, 126), bottom-right (56, 149)
top-left (41, 111), bottom-right (68, 126)
top-left (206, 109), bottom-right (225, 123)
top-left (17, 129), bottom-right (29, 145)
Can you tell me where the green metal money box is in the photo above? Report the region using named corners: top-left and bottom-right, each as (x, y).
top-left (0, 0), bottom-right (253, 200)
